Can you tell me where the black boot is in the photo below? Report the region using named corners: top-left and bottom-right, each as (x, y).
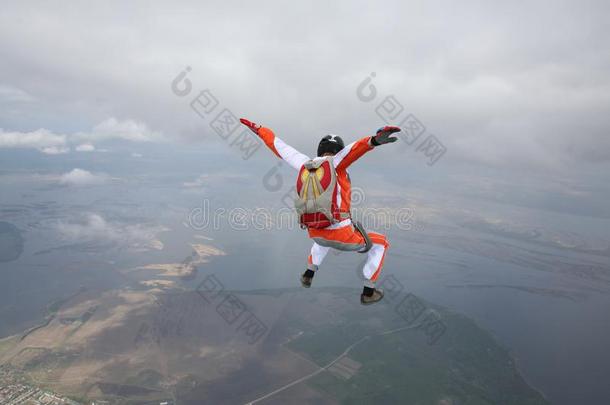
top-left (360, 286), bottom-right (384, 305)
top-left (300, 269), bottom-right (315, 288)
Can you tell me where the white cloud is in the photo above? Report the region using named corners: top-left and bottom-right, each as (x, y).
top-left (131, 152), bottom-right (143, 158)
top-left (183, 174), bottom-right (207, 188)
top-left (182, 173), bottom-right (250, 188)
top-left (84, 117), bottom-right (162, 143)
top-left (0, 118), bottom-right (162, 154)
top-left (59, 168), bottom-right (106, 186)
top-left (0, 84), bottom-right (35, 102)
top-left (75, 143), bottom-right (95, 152)
top-left (56, 213), bottom-right (167, 250)
top-left (41, 145), bottom-right (70, 154)
top-left (0, 128), bottom-right (67, 152)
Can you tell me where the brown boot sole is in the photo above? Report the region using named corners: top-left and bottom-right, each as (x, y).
top-left (360, 290), bottom-right (384, 305)
top-left (300, 276), bottom-right (312, 288)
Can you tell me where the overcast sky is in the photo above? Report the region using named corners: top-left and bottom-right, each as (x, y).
top-left (1, 0), bottom-right (609, 174)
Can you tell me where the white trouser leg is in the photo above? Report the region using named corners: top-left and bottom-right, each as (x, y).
top-left (362, 243), bottom-right (387, 286)
top-left (308, 242), bottom-right (330, 270)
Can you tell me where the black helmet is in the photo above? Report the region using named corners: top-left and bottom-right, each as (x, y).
top-left (317, 134), bottom-right (344, 156)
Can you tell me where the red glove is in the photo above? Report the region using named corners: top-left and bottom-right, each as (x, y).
top-left (240, 118), bottom-right (261, 135)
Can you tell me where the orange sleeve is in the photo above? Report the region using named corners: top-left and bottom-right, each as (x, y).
top-left (335, 136), bottom-right (374, 170)
top-left (257, 127), bottom-right (281, 158)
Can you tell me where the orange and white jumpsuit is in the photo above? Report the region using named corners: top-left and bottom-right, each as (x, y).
top-left (257, 127), bottom-right (389, 287)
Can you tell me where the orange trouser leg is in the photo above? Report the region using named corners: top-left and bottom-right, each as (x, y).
top-left (307, 225), bottom-right (389, 284)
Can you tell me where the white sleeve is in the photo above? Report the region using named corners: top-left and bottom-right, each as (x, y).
top-left (273, 137), bottom-right (310, 170)
top-left (332, 141), bottom-right (357, 167)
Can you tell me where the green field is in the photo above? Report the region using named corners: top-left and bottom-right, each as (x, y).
top-left (286, 289), bottom-right (548, 405)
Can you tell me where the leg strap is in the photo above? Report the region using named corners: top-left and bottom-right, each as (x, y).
top-left (353, 221), bottom-right (373, 253)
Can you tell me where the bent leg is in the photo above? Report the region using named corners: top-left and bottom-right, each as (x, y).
top-left (307, 224), bottom-right (388, 303)
top-left (307, 242), bottom-right (330, 271)
top-left (308, 224), bottom-right (388, 284)
top-left (362, 232), bottom-right (389, 287)
top-left (301, 242), bottom-right (329, 288)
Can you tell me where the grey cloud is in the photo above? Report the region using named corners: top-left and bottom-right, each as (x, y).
top-left (0, 0), bottom-right (608, 171)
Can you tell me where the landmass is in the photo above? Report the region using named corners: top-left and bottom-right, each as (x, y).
top-left (0, 285), bottom-right (548, 405)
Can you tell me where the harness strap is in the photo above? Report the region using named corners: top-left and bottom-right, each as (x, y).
top-left (353, 221), bottom-right (373, 253)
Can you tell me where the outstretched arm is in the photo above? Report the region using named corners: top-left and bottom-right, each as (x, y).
top-left (240, 118), bottom-right (310, 170)
top-left (334, 126), bottom-right (401, 170)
